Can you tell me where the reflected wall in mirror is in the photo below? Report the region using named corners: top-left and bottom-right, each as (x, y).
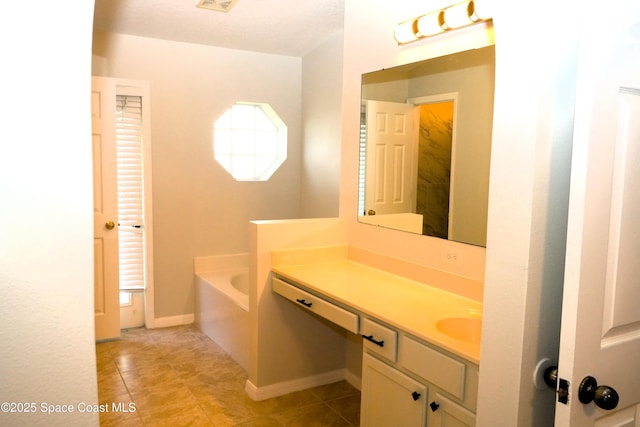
top-left (358, 45), bottom-right (495, 247)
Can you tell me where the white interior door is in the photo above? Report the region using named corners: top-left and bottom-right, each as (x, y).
top-left (555, 1), bottom-right (640, 424)
top-left (92, 76), bottom-right (120, 341)
top-left (364, 100), bottom-right (418, 216)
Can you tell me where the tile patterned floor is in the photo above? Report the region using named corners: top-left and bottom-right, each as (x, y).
top-left (96, 325), bottom-right (361, 426)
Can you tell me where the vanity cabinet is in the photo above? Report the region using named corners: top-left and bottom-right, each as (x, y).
top-left (361, 326), bottom-right (477, 427)
top-left (361, 352), bottom-right (427, 427)
top-left (271, 273), bottom-right (479, 427)
top-left (428, 392), bottom-right (476, 427)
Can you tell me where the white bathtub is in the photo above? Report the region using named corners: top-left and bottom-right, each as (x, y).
top-left (194, 254), bottom-right (249, 371)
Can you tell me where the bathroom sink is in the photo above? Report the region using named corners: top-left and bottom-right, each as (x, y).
top-left (436, 317), bottom-right (482, 343)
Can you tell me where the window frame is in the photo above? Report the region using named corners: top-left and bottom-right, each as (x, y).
top-left (213, 102), bottom-right (287, 181)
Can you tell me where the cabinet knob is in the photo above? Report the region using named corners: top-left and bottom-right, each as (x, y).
top-left (411, 391), bottom-right (421, 401)
top-left (430, 401), bottom-right (440, 412)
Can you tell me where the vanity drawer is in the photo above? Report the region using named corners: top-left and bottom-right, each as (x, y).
top-left (272, 277), bottom-right (359, 334)
top-left (361, 317), bottom-right (398, 362)
top-left (399, 336), bottom-right (466, 400)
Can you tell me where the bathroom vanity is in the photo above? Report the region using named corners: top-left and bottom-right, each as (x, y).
top-left (271, 249), bottom-right (481, 426)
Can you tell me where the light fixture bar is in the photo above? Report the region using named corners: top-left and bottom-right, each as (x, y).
top-left (394, 0), bottom-right (492, 45)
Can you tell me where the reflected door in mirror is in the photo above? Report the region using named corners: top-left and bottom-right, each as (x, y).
top-left (363, 100), bottom-right (419, 217)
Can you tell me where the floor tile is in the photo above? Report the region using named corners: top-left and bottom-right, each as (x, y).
top-left (310, 380), bottom-right (360, 402)
top-left (96, 325), bottom-right (361, 426)
top-left (275, 402), bottom-right (353, 427)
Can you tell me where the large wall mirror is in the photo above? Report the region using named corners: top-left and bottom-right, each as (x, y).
top-left (358, 45), bottom-right (495, 247)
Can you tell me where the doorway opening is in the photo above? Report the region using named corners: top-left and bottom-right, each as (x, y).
top-left (115, 82), bottom-right (154, 329)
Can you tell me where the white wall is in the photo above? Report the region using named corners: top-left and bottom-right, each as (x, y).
top-left (0, 2), bottom-right (99, 426)
top-left (93, 32), bottom-right (304, 319)
top-left (300, 31), bottom-right (344, 218)
top-left (478, 1), bottom-right (577, 424)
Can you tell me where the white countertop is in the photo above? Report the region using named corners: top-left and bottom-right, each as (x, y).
top-left (272, 258), bottom-right (482, 364)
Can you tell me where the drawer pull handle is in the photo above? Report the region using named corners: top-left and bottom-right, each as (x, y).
top-left (362, 334), bottom-right (385, 347)
top-left (411, 391), bottom-right (421, 401)
top-left (430, 401), bottom-right (440, 412)
top-left (296, 298), bottom-right (313, 308)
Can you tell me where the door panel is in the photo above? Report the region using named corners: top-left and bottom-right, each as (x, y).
top-left (361, 353), bottom-right (427, 427)
top-left (555, 1), bottom-right (640, 424)
top-left (602, 88), bottom-right (640, 340)
top-left (92, 76), bottom-right (120, 341)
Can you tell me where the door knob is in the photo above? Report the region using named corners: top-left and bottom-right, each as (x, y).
top-left (367, 209), bottom-right (376, 215)
top-left (105, 221), bottom-right (116, 230)
top-left (579, 376), bottom-right (619, 410)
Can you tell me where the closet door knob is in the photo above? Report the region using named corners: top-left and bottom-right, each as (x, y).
top-left (105, 221), bottom-right (116, 230)
top-left (579, 376), bottom-right (619, 410)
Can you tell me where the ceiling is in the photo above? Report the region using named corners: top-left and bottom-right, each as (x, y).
top-left (93, 0), bottom-right (345, 57)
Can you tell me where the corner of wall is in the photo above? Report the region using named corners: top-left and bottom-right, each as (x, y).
top-left (248, 219), bottom-right (350, 396)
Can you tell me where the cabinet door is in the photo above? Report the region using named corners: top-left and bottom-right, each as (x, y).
top-left (428, 392), bottom-right (475, 427)
top-left (361, 353), bottom-right (427, 427)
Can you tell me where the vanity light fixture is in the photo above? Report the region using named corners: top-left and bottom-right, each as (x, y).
top-left (394, 0), bottom-right (492, 45)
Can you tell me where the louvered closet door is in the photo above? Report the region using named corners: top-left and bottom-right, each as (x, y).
top-left (116, 94), bottom-right (147, 329)
top-left (116, 95), bottom-right (145, 292)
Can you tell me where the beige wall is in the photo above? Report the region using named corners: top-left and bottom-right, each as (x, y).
top-left (93, 32), bottom-right (304, 318)
top-left (0, 2), bottom-right (99, 425)
top-left (300, 31), bottom-right (344, 219)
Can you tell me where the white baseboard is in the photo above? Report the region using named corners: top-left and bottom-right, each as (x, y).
top-left (344, 369), bottom-right (362, 391)
top-left (149, 313), bottom-right (195, 329)
top-left (245, 369), bottom-right (347, 401)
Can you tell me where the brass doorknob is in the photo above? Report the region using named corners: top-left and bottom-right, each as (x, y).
top-left (105, 221), bottom-right (116, 230)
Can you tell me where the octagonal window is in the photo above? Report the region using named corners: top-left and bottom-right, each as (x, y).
top-left (213, 102), bottom-right (287, 181)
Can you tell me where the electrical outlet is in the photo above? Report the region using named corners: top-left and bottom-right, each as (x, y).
top-left (445, 251), bottom-right (458, 264)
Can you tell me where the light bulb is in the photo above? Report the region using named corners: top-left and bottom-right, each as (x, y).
top-left (470, 0), bottom-right (493, 21)
top-left (394, 20), bottom-right (419, 44)
top-left (417, 11), bottom-right (445, 37)
top-left (443, 1), bottom-right (474, 30)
